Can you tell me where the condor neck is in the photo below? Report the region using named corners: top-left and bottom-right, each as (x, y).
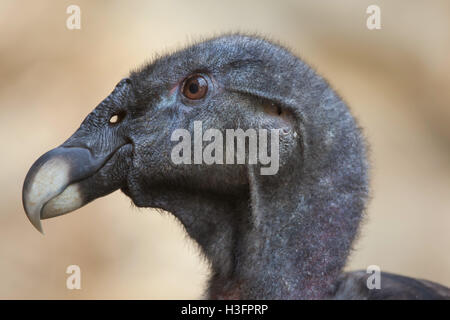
top-left (167, 98), bottom-right (368, 299)
top-left (166, 151), bottom-right (367, 299)
top-left (214, 132), bottom-right (367, 299)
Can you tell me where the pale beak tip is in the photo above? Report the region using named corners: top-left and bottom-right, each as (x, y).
top-left (33, 221), bottom-right (45, 235)
top-left (24, 207), bottom-right (45, 234)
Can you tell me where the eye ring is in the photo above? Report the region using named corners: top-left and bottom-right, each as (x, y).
top-left (181, 74), bottom-right (208, 100)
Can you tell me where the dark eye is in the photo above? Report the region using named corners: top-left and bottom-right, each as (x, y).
top-left (182, 74), bottom-right (208, 100)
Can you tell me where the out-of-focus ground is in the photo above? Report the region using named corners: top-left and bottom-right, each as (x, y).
top-left (0, 0), bottom-right (449, 299)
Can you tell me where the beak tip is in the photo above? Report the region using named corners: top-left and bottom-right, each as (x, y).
top-left (33, 221), bottom-right (44, 234)
top-left (22, 146), bottom-right (107, 234)
top-left (24, 207), bottom-right (45, 234)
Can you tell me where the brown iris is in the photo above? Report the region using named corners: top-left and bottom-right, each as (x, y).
top-left (182, 74), bottom-right (208, 100)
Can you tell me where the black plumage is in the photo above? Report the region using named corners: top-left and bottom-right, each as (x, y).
top-left (22, 34), bottom-right (450, 299)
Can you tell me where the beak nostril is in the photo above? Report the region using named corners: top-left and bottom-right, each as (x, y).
top-left (109, 111), bottom-right (126, 125)
top-left (109, 115), bottom-right (120, 124)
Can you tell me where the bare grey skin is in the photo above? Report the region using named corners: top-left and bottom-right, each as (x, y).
top-left (22, 34), bottom-right (450, 299)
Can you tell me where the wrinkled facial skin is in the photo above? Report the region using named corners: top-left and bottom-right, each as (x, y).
top-left (124, 71), bottom-right (296, 207)
top-left (23, 35), bottom-right (300, 232)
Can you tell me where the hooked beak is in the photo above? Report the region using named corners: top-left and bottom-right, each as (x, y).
top-left (22, 147), bottom-right (115, 233)
top-left (23, 78), bottom-right (135, 233)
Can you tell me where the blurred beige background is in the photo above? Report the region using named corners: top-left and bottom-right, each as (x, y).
top-left (0, 0), bottom-right (449, 299)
